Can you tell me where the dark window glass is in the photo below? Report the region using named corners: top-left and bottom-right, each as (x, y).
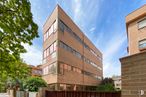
top-left (139, 39), bottom-right (146, 49)
top-left (59, 20), bottom-right (65, 32)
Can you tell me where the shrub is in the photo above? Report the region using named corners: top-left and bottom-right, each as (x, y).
top-left (24, 77), bottom-right (47, 92)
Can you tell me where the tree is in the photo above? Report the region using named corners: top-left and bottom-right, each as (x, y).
top-left (0, 0), bottom-right (38, 92)
top-left (101, 78), bottom-right (114, 85)
top-left (24, 77), bottom-right (47, 92)
top-left (0, 0), bottom-right (38, 64)
top-left (0, 61), bottom-right (31, 92)
top-left (96, 78), bottom-right (115, 92)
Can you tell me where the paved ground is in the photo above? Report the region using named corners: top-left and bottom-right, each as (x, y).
top-left (0, 93), bottom-right (9, 97)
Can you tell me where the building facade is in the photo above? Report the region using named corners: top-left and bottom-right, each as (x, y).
top-left (120, 5), bottom-right (146, 97)
top-left (126, 5), bottom-right (146, 55)
top-left (41, 5), bottom-right (103, 91)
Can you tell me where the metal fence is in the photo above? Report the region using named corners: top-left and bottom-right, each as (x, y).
top-left (45, 91), bottom-right (121, 97)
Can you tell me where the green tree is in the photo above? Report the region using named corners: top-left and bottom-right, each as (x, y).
top-left (0, 0), bottom-right (38, 92)
top-left (0, 0), bottom-right (38, 58)
top-left (96, 78), bottom-right (116, 92)
top-left (24, 77), bottom-right (47, 92)
top-left (0, 61), bottom-right (31, 92)
top-left (0, 0), bottom-right (38, 65)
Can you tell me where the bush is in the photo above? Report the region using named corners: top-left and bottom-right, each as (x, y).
top-left (96, 78), bottom-right (116, 92)
top-left (24, 77), bottom-right (47, 92)
top-left (96, 84), bottom-right (116, 92)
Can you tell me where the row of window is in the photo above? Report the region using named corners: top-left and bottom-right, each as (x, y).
top-left (59, 63), bottom-right (82, 74)
top-left (43, 62), bottom-right (57, 75)
top-left (43, 41), bottom-right (57, 59)
top-left (139, 39), bottom-right (146, 49)
top-left (59, 41), bottom-right (82, 59)
top-left (138, 18), bottom-right (146, 29)
top-left (44, 20), bottom-right (57, 41)
top-left (59, 41), bottom-right (102, 70)
top-left (59, 19), bottom-right (102, 61)
top-left (42, 62), bottom-right (102, 80)
top-left (58, 62), bottom-right (102, 80)
top-left (32, 70), bottom-right (42, 76)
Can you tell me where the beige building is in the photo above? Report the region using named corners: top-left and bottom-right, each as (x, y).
top-left (112, 76), bottom-right (121, 90)
top-left (120, 5), bottom-right (146, 97)
top-left (126, 5), bottom-right (146, 55)
top-left (41, 5), bottom-right (103, 91)
top-left (29, 65), bottom-right (42, 77)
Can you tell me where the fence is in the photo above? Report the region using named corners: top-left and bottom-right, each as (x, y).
top-left (45, 91), bottom-right (121, 97)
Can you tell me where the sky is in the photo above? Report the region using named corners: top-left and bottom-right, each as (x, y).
top-left (21, 0), bottom-right (146, 77)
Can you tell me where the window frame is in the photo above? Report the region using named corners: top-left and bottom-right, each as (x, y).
top-left (137, 18), bottom-right (146, 29)
top-left (139, 39), bottom-right (146, 50)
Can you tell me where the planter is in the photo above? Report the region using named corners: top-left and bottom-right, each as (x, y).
top-left (16, 91), bottom-right (26, 97)
top-left (29, 92), bottom-right (38, 97)
top-left (9, 89), bottom-right (14, 97)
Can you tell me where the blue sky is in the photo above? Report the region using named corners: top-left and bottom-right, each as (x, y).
top-left (21, 0), bottom-right (146, 77)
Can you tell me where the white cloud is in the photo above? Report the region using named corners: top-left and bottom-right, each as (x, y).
top-left (102, 32), bottom-right (127, 77)
top-left (103, 60), bottom-right (121, 77)
top-left (70, 0), bottom-right (102, 32)
top-left (20, 44), bottom-right (42, 66)
top-left (103, 35), bottom-right (127, 60)
top-left (71, 0), bottom-right (82, 23)
top-left (89, 27), bottom-right (96, 33)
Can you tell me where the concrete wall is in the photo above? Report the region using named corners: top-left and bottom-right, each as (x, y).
top-left (120, 52), bottom-right (146, 97)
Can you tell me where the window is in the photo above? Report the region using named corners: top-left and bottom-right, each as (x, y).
top-left (53, 41), bottom-right (57, 51)
top-left (98, 66), bottom-right (102, 70)
top-left (68, 65), bottom-right (72, 71)
top-left (138, 18), bottom-right (146, 29)
top-left (76, 68), bottom-right (81, 73)
top-left (46, 48), bottom-right (49, 56)
top-left (53, 20), bottom-right (57, 32)
top-left (59, 42), bottom-right (64, 48)
top-left (44, 33), bottom-right (47, 41)
top-left (59, 84), bottom-right (66, 90)
top-left (42, 59), bottom-right (46, 64)
top-left (46, 31), bottom-right (49, 39)
top-left (59, 63), bottom-right (64, 74)
top-left (139, 39), bottom-right (146, 49)
top-left (48, 63), bottom-right (57, 74)
top-left (50, 25), bottom-right (53, 35)
top-left (59, 20), bottom-right (65, 32)
top-left (43, 50), bottom-right (47, 58)
top-left (43, 66), bottom-right (48, 75)
top-left (49, 28), bottom-right (51, 36)
top-left (76, 52), bottom-right (82, 59)
top-left (51, 51), bottom-right (57, 58)
top-left (64, 64), bottom-right (68, 70)
top-left (50, 44), bottom-right (54, 54)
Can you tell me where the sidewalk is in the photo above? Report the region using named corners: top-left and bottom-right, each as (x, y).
top-left (0, 93), bottom-right (9, 97)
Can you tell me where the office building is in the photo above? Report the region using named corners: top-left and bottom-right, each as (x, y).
top-left (41, 5), bottom-right (103, 91)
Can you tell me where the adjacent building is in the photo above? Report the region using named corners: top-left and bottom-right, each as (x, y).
top-left (29, 65), bottom-right (42, 77)
top-left (112, 76), bottom-right (121, 90)
top-left (120, 5), bottom-right (146, 97)
top-left (41, 5), bottom-right (103, 91)
top-left (126, 5), bottom-right (146, 55)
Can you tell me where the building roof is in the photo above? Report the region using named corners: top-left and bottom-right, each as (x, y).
top-left (126, 4), bottom-right (146, 24)
top-left (126, 4), bottom-right (146, 36)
